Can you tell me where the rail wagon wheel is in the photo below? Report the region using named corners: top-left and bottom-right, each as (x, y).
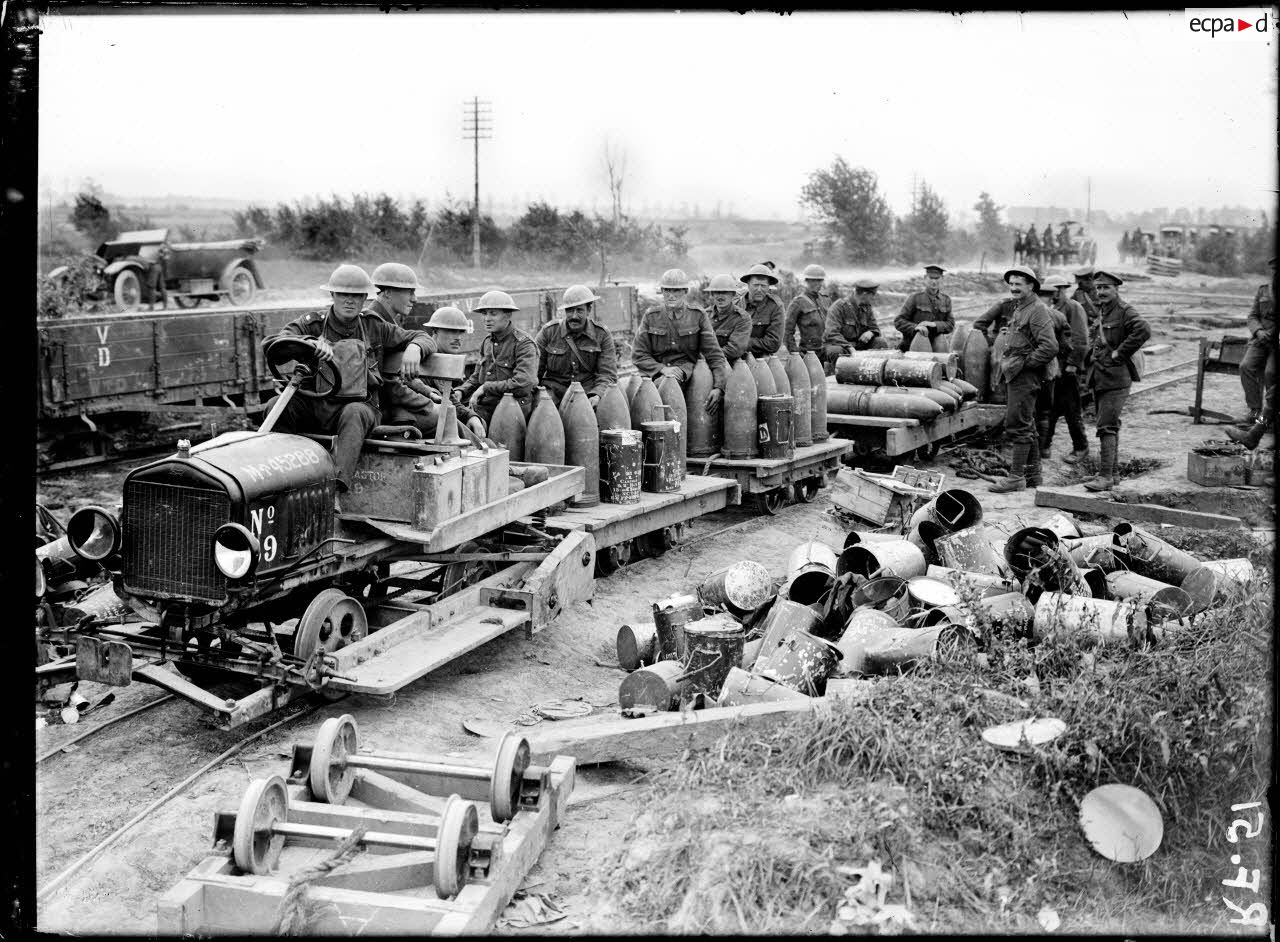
top-left (113, 270), bottom-right (142, 312)
top-left (755, 488), bottom-right (787, 515)
top-left (595, 539), bottom-right (632, 576)
top-left (227, 267), bottom-right (256, 306)
top-left (174, 296), bottom-right (203, 309)
top-left (440, 542), bottom-right (499, 600)
top-left (793, 477), bottom-right (822, 503)
top-left (294, 589), bottom-right (368, 662)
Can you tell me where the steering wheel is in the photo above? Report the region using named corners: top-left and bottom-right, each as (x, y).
top-left (264, 336), bottom-right (340, 399)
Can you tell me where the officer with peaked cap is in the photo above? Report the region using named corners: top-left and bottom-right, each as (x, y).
top-left (895, 264), bottom-right (955, 353)
top-left (1080, 269), bottom-right (1151, 492)
top-left (739, 263), bottom-right (785, 357)
top-left (535, 284), bottom-right (618, 408)
top-left (456, 289), bottom-right (539, 425)
top-left (632, 268), bottom-right (728, 412)
top-left (822, 277), bottom-right (887, 373)
top-left (1043, 274), bottom-right (1091, 464)
top-left (784, 263), bottom-right (829, 356)
top-left (987, 265), bottom-right (1059, 494)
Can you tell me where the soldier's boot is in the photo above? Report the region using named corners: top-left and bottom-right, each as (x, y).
top-left (1025, 437), bottom-right (1043, 488)
top-left (1037, 417), bottom-right (1053, 458)
top-left (1083, 433), bottom-right (1118, 491)
top-left (990, 442), bottom-right (1030, 493)
top-left (1063, 445), bottom-right (1090, 465)
top-left (1233, 408), bottom-right (1259, 428)
top-left (1225, 410), bottom-right (1273, 450)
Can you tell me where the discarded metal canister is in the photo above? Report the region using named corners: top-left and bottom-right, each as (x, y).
top-left (595, 382), bottom-right (632, 431)
top-left (951, 377), bottom-right (979, 400)
top-left (560, 381), bottom-right (600, 508)
top-left (717, 667), bottom-right (811, 706)
top-left (525, 388), bottom-right (566, 465)
top-left (599, 429), bottom-right (642, 504)
top-left (961, 328), bottom-right (989, 399)
top-left (489, 392), bottom-right (527, 461)
top-left (1112, 522), bottom-right (1213, 610)
top-left (835, 608), bottom-right (900, 674)
top-left (640, 417), bottom-right (681, 494)
top-left (651, 593), bottom-right (701, 660)
top-left (786, 353), bottom-right (813, 447)
top-left (906, 519), bottom-right (947, 567)
top-left (740, 638), bottom-right (763, 670)
top-left (723, 359), bottom-right (759, 459)
top-left (909, 331), bottom-right (934, 353)
top-left (972, 591), bottom-right (1036, 633)
top-left (684, 358), bottom-right (719, 458)
top-left (863, 625), bottom-right (951, 674)
top-left (849, 575), bottom-right (911, 621)
top-left (656, 375), bottom-right (688, 472)
top-left (698, 561), bottom-right (773, 619)
top-left (618, 660), bottom-right (687, 711)
top-left (826, 387), bottom-right (943, 421)
top-left (1040, 513), bottom-right (1082, 540)
top-left (747, 352), bottom-right (777, 397)
top-left (1203, 558), bottom-right (1254, 598)
top-left (882, 358), bottom-right (945, 389)
top-left (616, 623), bottom-right (658, 671)
top-left (1078, 566), bottom-right (1109, 600)
top-left (755, 598), bottom-right (826, 663)
top-left (843, 540), bottom-right (927, 580)
top-left (934, 524), bottom-right (1010, 578)
top-left (911, 488), bottom-right (983, 534)
top-left (681, 613), bottom-right (745, 701)
top-left (1104, 571), bottom-right (1194, 622)
top-left (783, 541), bottom-right (839, 607)
top-left (1062, 533), bottom-right (1127, 572)
top-left (834, 354), bottom-right (885, 386)
top-left (630, 375), bottom-right (665, 431)
top-left (925, 564), bottom-right (1020, 598)
top-left (1032, 592), bottom-right (1148, 644)
top-left (803, 351), bottom-right (829, 443)
top-left (906, 576), bottom-right (960, 610)
top-left (756, 395), bottom-right (794, 460)
top-left (754, 627), bottom-right (843, 695)
top-left (842, 530), bottom-right (902, 552)
top-left (1004, 526), bottom-right (1088, 597)
top-left (767, 354), bottom-right (791, 398)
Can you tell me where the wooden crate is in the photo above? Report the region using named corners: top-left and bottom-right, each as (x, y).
top-left (831, 466), bottom-right (940, 526)
top-left (1187, 444), bottom-right (1249, 487)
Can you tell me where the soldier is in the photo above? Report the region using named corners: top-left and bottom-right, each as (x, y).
top-left (895, 264), bottom-right (955, 353)
top-left (738, 263), bottom-right (785, 358)
top-left (264, 264), bottom-right (432, 504)
top-left (534, 284), bottom-right (618, 407)
top-left (631, 268), bottom-right (727, 413)
top-left (455, 289), bottom-right (538, 426)
top-left (1041, 224), bottom-right (1055, 268)
top-left (1057, 224), bottom-right (1073, 267)
top-left (1023, 226), bottom-right (1041, 272)
top-left (704, 274), bottom-right (752, 366)
top-left (1227, 256), bottom-right (1277, 448)
top-left (1030, 281), bottom-right (1068, 460)
top-left (820, 278), bottom-right (886, 372)
top-left (1118, 231), bottom-right (1132, 265)
top-left (1081, 270), bottom-right (1152, 492)
top-left (1013, 229), bottom-right (1025, 266)
top-left (1044, 274), bottom-right (1091, 463)
top-left (988, 266), bottom-right (1059, 494)
top-left (784, 263), bottom-right (829, 356)
top-left (364, 262), bottom-right (449, 435)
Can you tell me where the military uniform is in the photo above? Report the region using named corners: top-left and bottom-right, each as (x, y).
top-left (999, 295), bottom-right (1059, 488)
top-left (822, 297), bottom-right (887, 370)
top-left (784, 289), bottom-right (828, 355)
top-left (1087, 294), bottom-right (1151, 438)
top-left (710, 305), bottom-right (753, 365)
top-left (266, 307), bottom-right (431, 489)
top-left (1042, 226), bottom-right (1055, 265)
top-left (534, 317), bottom-right (618, 406)
top-left (894, 289), bottom-right (954, 352)
top-left (631, 300), bottom-right (728, 390)
top-left (1044, 295), bottom-right (1090, 455)
top-left (744, 293), bottom-right (785, 358)
top-left (457, 324), bottom-right (539, 424)
top-left (1239, 280), bottom-right (1275, 418)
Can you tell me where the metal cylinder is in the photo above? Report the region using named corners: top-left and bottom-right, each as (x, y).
top-left (826, 386), bottom-right (943, 421)
top-left (843, 540), bottom-right (927, 580)
top-left (1004, 526), bottom-right (1088, 596)
top-left (934, 523), bottom-right (1010, 578)
top-left (1040, 513), bottom-right (1082, 539)
top-left (804, 351), bottom-right (830, 443)
top-left (717, 667), bottom-right (810, 706)
top-left (962, 328), bottom-right (989, 400)
top-left (912, 489), bottom-right (984, 534)
top-left (754, 598), bottom-right (825, 665)
top-left (595, 382), bottom-right (632, 432)
top-left (1032, 592), bottom-right (1147, 644)
top-left (651, 593), bottom-right (701, 661)
top-left (767, 355), bottom-right (791, 397)
top-left (1203, 558), bottom-right (1255, 598)
top-left (754, 626), bottom-right (842, 695)
top-left (740, 638), bottom-right (763, 671)
top-left (698, 561), bottom-right (773, 618)
top-left (842, 530), bottom-right (901, 552)
top-left (1104, 571), bottom-right (1194, 621)
top-left (924, 564), bottom-right (1020, 598)
top-left (835, 608), bottom-right (900, 675)
top-left (599, 429), bottom-right (642, 504)
top-left (1062, 533), bottom-right (1127, 572)
top-left (560, 382), bottom-right (600, 508)
top-left (906, 576), bottom-right (960, 610)
top-left (1113, 523), bottom-right (1216, 613)
top-left (863, 624), bottom-right (951, 673)
top-left (783, 541), bottom-right (839, 607)
top-left (868, 384), bottom-right (959, 412)
top-left (681, 614), bottom-right (745, 701)
top-left (756, 394), bottom-right (795, 460)
top-left (906, 519), bottom-right (947, 567)
top-left (616, 623), bottom-right (658, 671)
top-left (640, 418), bottom-right (681, 494)
top-left (881, 358), bottom-right (945, 389)
top-left (1078, 566), bottom-right (1109, 600)
top-left (656, 375), bottom-right (688, 473)
top-left (747, 353), bottom-right (776, 397)
top-left (971, 591), bottom-right (1036, 633)
top-left (835, 354), bottom-right (886, 386)
top-left (849, 575), bottom-right (911, 621)
top-left (950, 377), bottom-right (979, 400)
top-left (630, 375), bottom-right (664, 431)
top-left (618, 660), bottom-right (687, 711)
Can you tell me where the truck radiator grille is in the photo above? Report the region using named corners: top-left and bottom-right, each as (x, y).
top-left (123, 479), bottom-right (229, 601)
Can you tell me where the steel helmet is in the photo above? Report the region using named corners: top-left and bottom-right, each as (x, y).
top-left (425, 305), bottom-right (473, 332)
top-left (1048, 273), bottom-right (1073, 289)
top-left (1003, 265), bottom-right (1041, 290)
top-left (706, 274), bottom-right (739, 293)
top-left (321, 264), bottom-right (374, 294)
top-left (659, 269), bottom-right (690, 290)
top-left (474, 289), bottom-right (519, 312)
top-left (370, 262), bottom-right (421, 291)
top-left (559, 284), bottom-right (602, 310)
top-left (802, 264), bottom-right (827, 280)
top-left (739, 262), bottom-right (779, 286)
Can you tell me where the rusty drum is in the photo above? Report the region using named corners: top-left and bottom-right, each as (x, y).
top-left (599, 429), bottom-right (642, 504)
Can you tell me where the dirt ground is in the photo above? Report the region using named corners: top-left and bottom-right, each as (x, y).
top-left (34, 269), bottom-right (1274, 933)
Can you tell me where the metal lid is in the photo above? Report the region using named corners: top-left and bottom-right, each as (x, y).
top-left (906, 577), bottom-right (960, 608)
top-left (683, 613), bottom-right (743, 637)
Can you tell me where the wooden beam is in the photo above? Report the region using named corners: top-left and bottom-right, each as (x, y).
top-left (1034, 488), bottom-right (1243, 530)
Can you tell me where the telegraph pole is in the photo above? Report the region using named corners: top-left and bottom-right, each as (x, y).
top-left (1086, 176), bottom-right (1092, 227)
top-left (462, 97), bottom-right (492, 269)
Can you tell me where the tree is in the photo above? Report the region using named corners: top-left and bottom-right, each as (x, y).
top-left (898, 181), bottom-right (948, 265)
top-left (70, 191), bottom-right (113, 245)
top-left (799, 157), bottom-right (894, 264)
top-left (973, 191), bottom-right (1009, 258)
top-left (602, 135), bottom-right (628, 226)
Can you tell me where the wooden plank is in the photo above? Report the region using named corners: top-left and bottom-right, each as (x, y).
top-left (825, 414), bottom-right (923, 429)
top-left (308, 852), bottom-right (435, 893)
top-left (1034, 488), bottom-right (1244, 530)
top-left (542, 475), bottom-right (736, 549)
top-left (885, 403), bottom-right (1004, 456)
top-left (685, 439), bottom-right (850, 474)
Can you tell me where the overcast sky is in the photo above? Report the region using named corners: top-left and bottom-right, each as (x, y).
top-left (37, 9), bottom-right (1279, 220)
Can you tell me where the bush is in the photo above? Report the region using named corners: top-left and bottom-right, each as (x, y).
top-left (38, 255), bottom-right (100, 318)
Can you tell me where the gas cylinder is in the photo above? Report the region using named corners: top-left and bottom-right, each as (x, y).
top-left (489, 392), bottom-right (527, 461)
top-left (525, 387), bottom-right (566, 464)
top-left (684, 358), bottom-right (719, 458)
top-left (909, 331), bottom-right (934, 353)
top-left (826, 387), bottom-right (943, 421)
top-left (656, 374), bottom-right (688, 469)
top-left (786, 353), bottom-right (812, 447)
top-left (803, 350), bottom-right (829, 443)
top-left (961, 328), bottom-right (989, 399)
top-left (748, 353), bottom-right (777, 397)
top-left (559, 381), bottom-right (600, 507)
top-left (723, 358), bottom-right (759, 458)
top-left (630, 375), bottom-right (664, 430)
top-left (767, 354), bottom-right (791, 398)
top-left (595, 382), bottom-right (632, 431)
top-left (988, 329), bottom-right (1008, 403)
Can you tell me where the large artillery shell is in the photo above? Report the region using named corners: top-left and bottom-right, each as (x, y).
top-left (909, 331), bottom-right (934, 353)
top-left (803, 351), bottom-right (829, 443)
top-left (1104, 571), bottom-right (1194, 622)
top-left (988, 330), bottom-right (1008, 403)
top-left (951, 377), bottom-right (979, 400)
top-left (560, 381), bottom-right (600, 507)
top-left (767, 354), bottom-right (791, 397)
top-left (684, 358), bottom-right (719, 458)
top-left (717, 667), bottom-right (810, 706)
top-left (618, 660), bottom-right (687, 711)
top-left (930, 331), bottom-right (950, 353)
top-left (699, 561), bottom-right (773, 618)
top-left (723, 358), bottom-right (759, 459)
top-left (882, 358), bottom-right (945, 389)
top-left (834, 354), bottom-right (886, 386)
top-left (622, 372), bottom-right (642, 406)
top-left (826, 387), bottom-right (943, 421)
top-left (868, 385), bottom-right (958, 412)
top-left (786, 353), bottom-right (813, 447)
top-left (526, 388), bottom-right (565, 464)
top-left (962, 329), bottom-right (989, 401)
top-left (843, 540), bottom-right (927, 580)
top-left (656, 374), bottom-right (688, 470)
top-left (595, 382), bottom-right (632, 431)
top-left (747, 352), bottom-right (777, 397)
top-left (936, 379), bottom-right (963, 401)
top-left (949, 321), bottom-right (971, 364)
top-left (1032, 592), bottom-right (1147, 645)
top-left (630, 375), bottom-right (664, 431)
top-left (490, 392), bottom-right (527, 461)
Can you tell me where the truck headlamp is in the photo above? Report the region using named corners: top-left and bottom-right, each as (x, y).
top-left (67, 506), bottom-right (121, 562)
top-left (213, 523), bottom-right (260, 581)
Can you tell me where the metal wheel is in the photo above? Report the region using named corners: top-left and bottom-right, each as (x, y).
top-left (113, 270), bottom-right (142, 312)
top-left (227, 267), bottom-right (256, 306)
top-left (794, 477), bottom-right (822, 503)
top-left (440, 542), bottom-right (499, 599)
top-left (308, 713), bottom-right (359, 804)
top-left (174, 295), bottom-right (202, 309)
top-left (594, 540), bottom-right (632, 577)
top-left (293, 589), bottom-right (367, 661)
top-left (756, 489), bottom-right (787, 515)
top-left (489, 732), bottom-right (531, 823)
top-left (233, 775), bottom-right (289, 875)
top-left (434, 794), bottom-right (479, 899)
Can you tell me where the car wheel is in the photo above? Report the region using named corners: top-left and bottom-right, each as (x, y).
top-left (113, 270), bottom-right (142, 312)
top-left (228, 267), bottom-right (256, 306)
top-left (174, 296), bottom-right (202, 309)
